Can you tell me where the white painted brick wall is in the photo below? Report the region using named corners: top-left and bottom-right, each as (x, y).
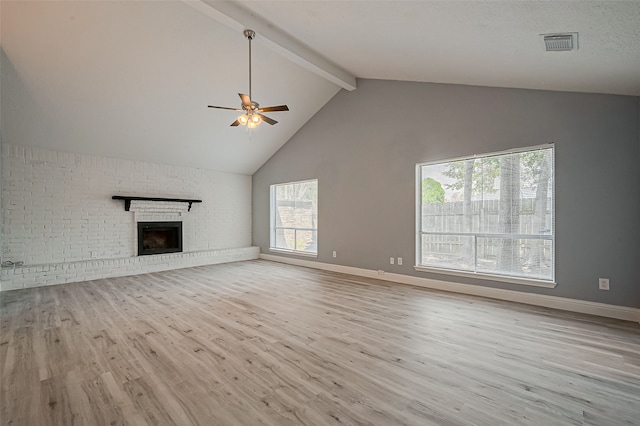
top-left (1, 144), bottom-right (256, 290)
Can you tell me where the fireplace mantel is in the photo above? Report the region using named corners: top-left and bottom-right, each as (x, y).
top-left (112, 196), bottom-right (202, 212)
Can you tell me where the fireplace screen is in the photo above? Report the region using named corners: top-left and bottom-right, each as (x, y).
top-left (137, 222), bottom-right (183, 256)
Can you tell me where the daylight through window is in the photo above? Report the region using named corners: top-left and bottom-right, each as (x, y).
top-left (270, 179), bottom-right (318, 255)
top-left (417, 145), bottom-right (554, 283)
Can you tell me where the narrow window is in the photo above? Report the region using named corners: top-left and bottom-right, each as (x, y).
top-left (270, 179), bottom-right (318, 256)
top-left (417, 145), bottom-right (554, 284)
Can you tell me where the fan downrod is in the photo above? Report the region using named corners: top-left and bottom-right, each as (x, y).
top-left (244, 29), bottom-right (255, 100)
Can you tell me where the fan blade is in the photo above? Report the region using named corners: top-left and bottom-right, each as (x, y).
top-left (239, 93), bottom-right (252, 108)
top-left (208, 105), bottom-right (242, 111)
top-left (259, 114), bottom-right (278, 125)
top-left (259, 105), bottom-right (289, 112)
top-left (230, 119), bottom-right (241, 127)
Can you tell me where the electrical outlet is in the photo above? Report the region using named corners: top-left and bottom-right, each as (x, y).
top-left (397, 257), bottom-right (403, 265)
top-left (390, 257), bottom-right (394, 265)
top-left (332, 251), bottom-right (337, 258)
top-left (598, 278), bottom-right (610, 290)
top-left (377, 270), bottom-right (385, 275)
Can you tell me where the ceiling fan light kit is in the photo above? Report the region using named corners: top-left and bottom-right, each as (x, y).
top-left (208, 29), bottom-right (289, 129)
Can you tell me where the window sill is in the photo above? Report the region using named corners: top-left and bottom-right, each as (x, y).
top-left (269, 248), bottom-right (318, 258)
top-left (413, 265), bottom-right (557, 288)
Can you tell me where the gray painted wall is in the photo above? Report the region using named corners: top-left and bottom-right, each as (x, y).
top-left (0, 136), bottom-right (3, 264)
top-left (1, 0), bottom-right (3, 262)
top-left (253, 79), bottom-right (640, 308)
top-left (0, 136), bottom-right (4, 263)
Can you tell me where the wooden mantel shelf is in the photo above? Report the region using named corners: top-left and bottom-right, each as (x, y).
top-left (112, 196), bottom-right (202, 212)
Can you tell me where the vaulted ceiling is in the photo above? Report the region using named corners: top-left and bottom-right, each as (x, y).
top-left (2, 1), bottom-right (639, 175)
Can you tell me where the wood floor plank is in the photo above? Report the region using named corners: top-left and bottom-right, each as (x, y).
top-left (1, 259), bottom-right (639, 425)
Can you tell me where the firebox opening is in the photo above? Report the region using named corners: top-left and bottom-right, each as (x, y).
top-left (137, 222), bottom-right (183, 256)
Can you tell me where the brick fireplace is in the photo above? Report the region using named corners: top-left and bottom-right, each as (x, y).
top-left (0, 143), bottom-right (257, 291)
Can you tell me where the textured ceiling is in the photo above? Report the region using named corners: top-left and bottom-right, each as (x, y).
top-left (239, 0), bottom-right (640, 96)
top-left (2, 1), bottom-right (639, 175)
top-left (1, 1), bottom-right (339, 175)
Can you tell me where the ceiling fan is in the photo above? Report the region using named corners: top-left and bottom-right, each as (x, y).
top-left (208, 29), bottom-right (289, 128)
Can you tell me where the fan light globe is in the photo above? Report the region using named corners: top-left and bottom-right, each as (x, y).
top-left (238, 114), bottom-right (248, 126)
top-left (251, 115), bottom-right (262, 125)
top-left (248, 120), bottom-right (257, 129)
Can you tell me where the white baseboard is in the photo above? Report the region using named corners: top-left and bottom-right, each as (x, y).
top-left (260, 254), bottom-right (640, 324)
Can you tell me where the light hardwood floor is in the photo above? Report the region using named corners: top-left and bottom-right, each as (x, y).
top-left (1, 260), bottom-right (639, 425)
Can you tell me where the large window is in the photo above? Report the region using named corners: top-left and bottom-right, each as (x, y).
top-left (417, 145), bottom-right (554, 284)
top-left (270, 179), bottom-right (318, 255)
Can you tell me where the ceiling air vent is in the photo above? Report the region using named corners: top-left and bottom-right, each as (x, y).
top-left (542, 33), bottom-right (578, 51)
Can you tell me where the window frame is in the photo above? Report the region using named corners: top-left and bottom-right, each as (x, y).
top-left (269, 179), bottom-right (318, 257)
top-left (415, 144), bottom-right (556, 288)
